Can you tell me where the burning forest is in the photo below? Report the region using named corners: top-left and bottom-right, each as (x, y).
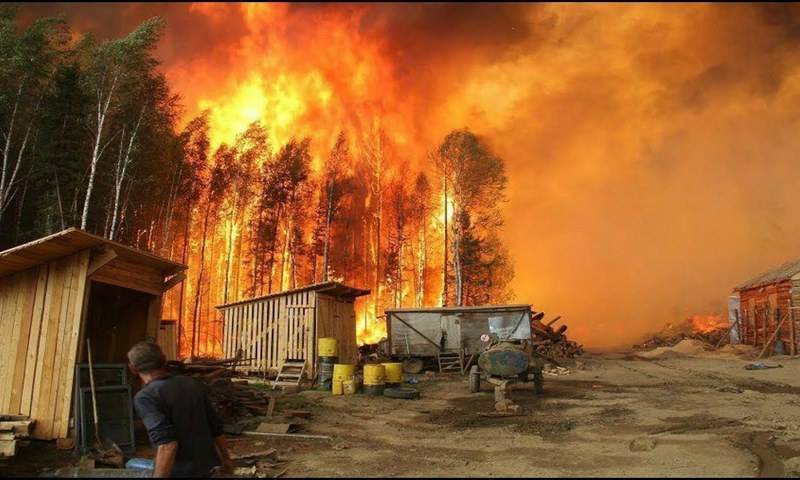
top-left (0, 5), bottom-right (515, 358)
top-left (6, 4), bottom-right (800, 479)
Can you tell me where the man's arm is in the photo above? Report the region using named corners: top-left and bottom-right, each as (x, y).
top-left (133, 393), bottom-right (178, 477)
top-left (154, 441), bottom-right (179, 478)
top-left (213, 435), bottom-right (234, 473)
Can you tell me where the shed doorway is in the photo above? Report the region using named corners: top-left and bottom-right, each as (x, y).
top-left (82, 281), bottom-right (154, 364)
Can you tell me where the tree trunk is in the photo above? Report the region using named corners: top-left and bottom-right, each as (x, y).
top-left (81, 73), bottom-right (119, 230)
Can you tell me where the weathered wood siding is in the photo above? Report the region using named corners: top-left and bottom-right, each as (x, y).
top-left (221, 290), bottom-right (316, 376)
top-left (739, 280), bottom-right (794, 352)
top-left (221, 290), bottom-right (360, 377)
top-left (316, 295), bottom-right (357, 364)
top-left (0, 250), bottom-right (89, 440)
top-left (157, 321), bottom-right (178, 361)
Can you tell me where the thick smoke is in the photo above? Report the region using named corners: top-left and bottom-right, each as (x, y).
top-left (15, 3), bottom-right (800, 349)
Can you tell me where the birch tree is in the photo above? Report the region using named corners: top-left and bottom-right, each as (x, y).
top-left (77, 17), bottom-right (164, 231)
top-left (437, 129), bottom-right (507, 306)
top-left (0, 13), bottom-right (65, 227)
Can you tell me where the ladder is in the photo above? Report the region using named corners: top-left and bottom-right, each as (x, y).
top-left (437, 351), bottom-right (463, 374)
top-left (272, 360), bottom-right (306, 389)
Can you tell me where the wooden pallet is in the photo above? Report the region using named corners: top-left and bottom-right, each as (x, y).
top-left (271, 360), bottom-right (306, 389)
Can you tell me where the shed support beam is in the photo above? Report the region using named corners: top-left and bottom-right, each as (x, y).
top-left (86, 248), bottom-right (117, 277)
top-left (161, 272), bottom-right (186, 293)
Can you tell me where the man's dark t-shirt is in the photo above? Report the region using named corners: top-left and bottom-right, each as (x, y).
top-left (133, 374), bottom-right (224, 477)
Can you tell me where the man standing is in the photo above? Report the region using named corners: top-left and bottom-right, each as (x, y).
top-left (127, 341), bottom-right (233, 478)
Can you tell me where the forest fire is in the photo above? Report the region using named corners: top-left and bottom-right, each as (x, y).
top-left (153, 4), bottom-right (515, 356)
top-left (7, 3), bottom-right (800, 355)
top-left (688, 314), bottom-right (728, 334)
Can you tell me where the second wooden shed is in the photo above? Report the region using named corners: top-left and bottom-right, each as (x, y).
top-left (733, 259), bottom-right (800, 356)
top-left (217, 281), bottom-right (370, 378)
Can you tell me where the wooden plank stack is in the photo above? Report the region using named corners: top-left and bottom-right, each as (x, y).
top-left (0, 415), bottom-right (34, 457)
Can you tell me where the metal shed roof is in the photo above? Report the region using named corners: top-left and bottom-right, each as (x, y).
top-left (0, 227), bottom-right (186, 278)
top-left (734, 259), bottom-right (800, 291)
top-left (217, 280), bottom-right (370, 309)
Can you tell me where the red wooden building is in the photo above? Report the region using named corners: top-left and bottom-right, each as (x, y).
top-left (733, 260), bottom-right (800, 356)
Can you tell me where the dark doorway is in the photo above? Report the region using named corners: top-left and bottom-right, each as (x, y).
top-left (83, 281), bottom-right (153, 363)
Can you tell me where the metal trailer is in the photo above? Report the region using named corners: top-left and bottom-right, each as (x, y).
top-left (384, 305), bottom-right (535, 374)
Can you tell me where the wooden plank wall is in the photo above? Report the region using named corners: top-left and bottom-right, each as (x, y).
top-left (316, 296), bottom-right (357, 364)
top-left (739, 281), bottom-right (793, 352)
top-left (158, 321), bottom-right (178, 360)
top-left (221, 290), bottom-right (316, 377)
top-left (0, 250), bottom-right (89, 440)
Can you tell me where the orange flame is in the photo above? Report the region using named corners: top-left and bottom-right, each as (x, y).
top-left (688, 314), bottom-right (728, 334)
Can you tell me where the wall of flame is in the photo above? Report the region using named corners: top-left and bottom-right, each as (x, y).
top-left (17, 3), bottom-right (800, 351)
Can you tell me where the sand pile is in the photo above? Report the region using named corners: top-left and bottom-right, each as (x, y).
top-left (635, 339), bottom-right (709, 359)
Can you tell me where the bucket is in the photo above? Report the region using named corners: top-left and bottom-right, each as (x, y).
top-left (332, 379), bottom-right (344, 396)
top-left (343, 379), bottom-right (356, 395)
top-left (317, 356), bottom-right (337, 391)
top-left (318, 337), bottom-right (339, 357)
top-left (382, 362), bottom-right (403, 387)
top-left (363, 364), bottom-right (386, 386)
top-left (332, 364), bottom-right (356, 383)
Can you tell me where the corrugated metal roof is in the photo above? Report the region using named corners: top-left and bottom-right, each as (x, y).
top-left (734, 259), bottom-right (800, 291)
top-left (0, 227), bottom-right (186, 278)
top-left (216, 280), bottom-right (370, 309)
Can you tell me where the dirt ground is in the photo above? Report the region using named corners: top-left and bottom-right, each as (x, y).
top-left (4, 352), bottom-right (800, 477)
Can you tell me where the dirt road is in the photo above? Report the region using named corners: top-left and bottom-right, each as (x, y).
top-left (230, 353), bottom-right (800, 477)
top-left (4, 353), bottom-right (800, 477)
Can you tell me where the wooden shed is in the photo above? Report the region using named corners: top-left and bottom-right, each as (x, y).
top-left (0, 228), bottom-right (186, 440)
top-left (733, 260), bottom-right (800, 356)
top-left (217, 281), bottom-right (369, 378)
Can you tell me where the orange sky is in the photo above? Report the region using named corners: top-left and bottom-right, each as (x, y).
top-left (18, 3), bottom-right (800, 349)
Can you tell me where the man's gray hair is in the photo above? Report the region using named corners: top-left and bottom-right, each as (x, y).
top-left (127, 341), bottom-right (166, 373)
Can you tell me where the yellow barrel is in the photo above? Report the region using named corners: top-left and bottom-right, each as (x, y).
top-left (382, 362), bottom-right (403, 385)
top-left (363, 364), bottom-right (386, 386)
top-left (318, 337), bottom-right (338, 357)
top-left (332, 364), bottom-right (356, 382)
top-left (332, 379), bottom-right (343, 396)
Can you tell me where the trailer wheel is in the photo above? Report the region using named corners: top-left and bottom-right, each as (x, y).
top-left (469, 365), bottom-right (481, 393)
top-left (403, 358), bottom-right (424, 374)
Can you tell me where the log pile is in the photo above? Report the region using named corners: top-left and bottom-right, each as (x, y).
top-left (530, 313), bottom-right (584, 358)
top-left (166, 359), bottom-right (274, 422)
top-left (0, 415), bottom-right (34, 457)
top-left (633, 319), bottom-right (731, 351)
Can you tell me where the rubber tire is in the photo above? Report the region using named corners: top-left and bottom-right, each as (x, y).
top-left (469, 372), bottom-right (481, 393)
top-left (403, 358), bottom-right (424, 374)
top-left (383, 387), bottom-right (420, 400)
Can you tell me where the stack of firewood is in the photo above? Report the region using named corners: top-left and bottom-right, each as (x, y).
top-left (0, 415), bottom-right (34, 457)
top-left (530, 314), bottom-right (584, 358)
top-left (166, 358), bottom-right (274, 421)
